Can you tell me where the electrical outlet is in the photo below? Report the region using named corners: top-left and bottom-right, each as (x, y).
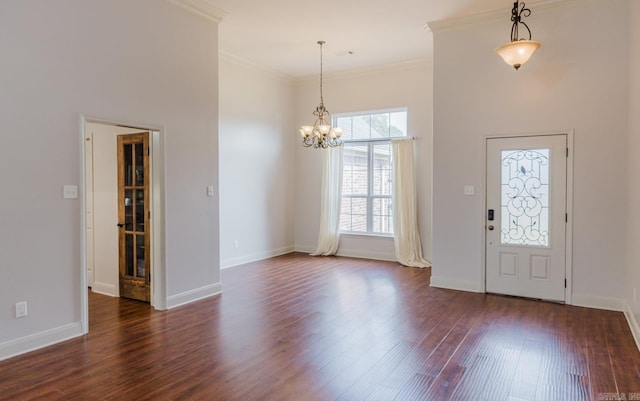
top-left (234, 240), bottom-right (239, 249)
top-left (15, 301), bottom-right (28, 318)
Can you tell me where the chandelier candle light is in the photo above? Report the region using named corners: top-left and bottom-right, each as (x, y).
top-left (300, 41), bottom-right (343, 148)
top-left (494, 1), bottom-right (541, 70)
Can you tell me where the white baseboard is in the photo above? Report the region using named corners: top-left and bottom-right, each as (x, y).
top-left (294, 244), bottom-right (315, 254)
top-left (624, 301), bottom-right (640, 353)
top-left (430, 275), bottom-right (483, 293)
top-left (293, 244), bottom-right (397, 262)
top-left (0, 322), bottom-right (83, 361)
top-left (336, 248), bottom-right (397, 262)
top-left (221, 245), bottom-right (295, 269)
top-left (570, 293), bottom-right (624, 311)
top-left (91, 281), bottom-right (117, 297)
top-left (166, 282), bottom-right (222, 309)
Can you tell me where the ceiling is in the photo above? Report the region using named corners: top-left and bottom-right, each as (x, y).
top-left (209, 0), bottom-right (515, 78)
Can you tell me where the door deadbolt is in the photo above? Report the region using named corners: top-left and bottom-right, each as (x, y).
top-left (488, 225), bottom-right (494, 231)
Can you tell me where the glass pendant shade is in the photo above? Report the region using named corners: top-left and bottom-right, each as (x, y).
top-left (495, 40), bottom-right (541, 70)
top-left (300, 126), bottom-right (313, 138)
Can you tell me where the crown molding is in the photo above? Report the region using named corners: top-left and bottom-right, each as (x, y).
top-left (425, 0), bottom-right (581, 34)
top-left (294, 58), bottom-right (433, 84)
top-left (218, 50), bottom-right (294, 81)
top-left (218, 51), bottom-right (431, 83)
top-left (168, 0), bottom-right (227, 23)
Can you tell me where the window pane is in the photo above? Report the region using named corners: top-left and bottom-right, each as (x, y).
top-left (351, 198), bottom-right (367, 232)
top-left (135, 189), bottom-right (145, 233)
top-left (124, 144), bottom-right (133, 186)
top-left (373, 198), bottom-right (393, 234)
top-left (336, 116), bottom-right (352, 141)
top-left (352, 115), bottom-right (371, 140)
top-left (390, 111), bottom-right (407, 137)
top-left (334, 110), bottom-right (407, 142)
top-left (340, 197), bottom-right (367, 233)
top-left (371, 113), bottom-right (390, 139)
top-left (342, 145), bottom-right (368, 196)
top-left (125, 189), bottom-right (133, 231)
top-left (135, 143), bottom-right (144, 186)
top-left (500, 148), bottom-right (550, 247)
top-left (340, 198), bottom-right (353, 232)
top-left (373, 143), bottom-right (392, 196)
top-left (125, 234), bottom-right (134, 277)
top-left (136, 234), bottom-right (145, 278)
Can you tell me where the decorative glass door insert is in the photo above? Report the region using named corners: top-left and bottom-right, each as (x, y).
top-left (500, 149), bottom-right (549, 247)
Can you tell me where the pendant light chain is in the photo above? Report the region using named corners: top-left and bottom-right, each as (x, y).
top-left (319, 41), bottom-right (324, 108)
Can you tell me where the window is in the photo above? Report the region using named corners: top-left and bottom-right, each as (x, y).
top-left (336, 109), bottom-right (407, 236)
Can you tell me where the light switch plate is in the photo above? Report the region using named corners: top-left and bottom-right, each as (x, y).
top-left (63, 185), bottom-right (78, 199)
top-left (15, 301), bottom-right (27, 318)
top-left (207, 186), bottom-right (214, 197)
top-left (464, 185), bottom-right (475, 196)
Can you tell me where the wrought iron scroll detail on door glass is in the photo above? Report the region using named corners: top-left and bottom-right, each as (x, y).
top-left (501, 148), bottom-right (550, 247)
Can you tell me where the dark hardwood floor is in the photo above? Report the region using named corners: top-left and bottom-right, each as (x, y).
top-left (1, 253), bottom-right (639, 400)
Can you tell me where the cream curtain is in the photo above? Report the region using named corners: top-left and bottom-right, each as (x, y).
top-left (311, 146), bottom-right (344, 256)
top-left (392, 138), bottom-right (430, 268)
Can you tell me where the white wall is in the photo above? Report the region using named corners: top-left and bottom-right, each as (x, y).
top-left (0, 0), bottom-right (220, 358)
top-left (430, 0), bottom-right (628, 306)
top-left (626, 0), bottom-right (640, 328)
top-left (218, 55), bottom-right (296, 268)
top-left (293, 61), bottom-right (433, 261)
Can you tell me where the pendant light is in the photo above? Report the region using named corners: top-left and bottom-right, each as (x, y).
top-left (299, 41), bottom-right (343, 149)
top-left (495, 1), bottom-right (541, 70)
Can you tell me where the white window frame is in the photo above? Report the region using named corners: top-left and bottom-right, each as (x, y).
top-left (336, 108), bottom-right (407, 237)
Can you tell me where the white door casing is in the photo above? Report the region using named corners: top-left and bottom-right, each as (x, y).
top-left (486, 135), bottom-right (567, 302)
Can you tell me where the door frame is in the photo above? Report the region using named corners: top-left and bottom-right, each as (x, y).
top-left (481, 130), bottom-right (574, 304)
top-left (79, 114), bottom-right (167, 334)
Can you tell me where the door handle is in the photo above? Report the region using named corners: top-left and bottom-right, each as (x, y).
top-left (488, 225), bottom-right (494, 231)
top-left (117, 223), bottom-right (124, 228)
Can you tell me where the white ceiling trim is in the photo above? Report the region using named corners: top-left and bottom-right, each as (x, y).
top-left (219, 50), bottom-right (293, 81)
top-left (169, 0), bottom-right (227, 23)
top-left (294, 58), bottom-right (433, 84)
top-left (426, 0), bottom-right (578, 33)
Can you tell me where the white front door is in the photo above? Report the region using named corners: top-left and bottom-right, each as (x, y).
top-left (486, 135), bottom-right (567, 302)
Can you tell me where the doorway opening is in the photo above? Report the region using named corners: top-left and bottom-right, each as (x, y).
top-left (80, 116), bottom-right (166, 334)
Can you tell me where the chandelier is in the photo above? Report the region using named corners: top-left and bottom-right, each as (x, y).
top-left (300, 41), bottom-right (343, 148)
top-left (494, 1), bottom-right (541, 70)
